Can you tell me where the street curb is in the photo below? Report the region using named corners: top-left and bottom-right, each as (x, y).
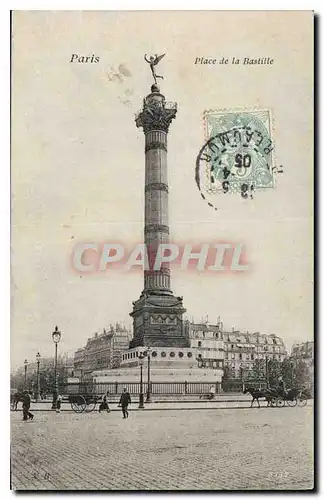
top-left (11, 405), bottom-right (310, 413)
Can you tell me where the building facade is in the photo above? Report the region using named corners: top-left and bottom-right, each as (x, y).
top-left (73, 323), bottom-right (132, 379)
top-left (291, 340), bottom-right (314, 362)
top-left (222, 330), bottom-right (287, 379)
top-left (13, 354), bottom-right (74, 378)
top-left (184, 321), bottom-right (224, 370)
top-left (290, 340), bottom-right (314, 384)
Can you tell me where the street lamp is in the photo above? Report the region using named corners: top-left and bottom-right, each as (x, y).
top-left (146, 347), bottom-right (152, 403)
top-left (36, 352), bottom-right (41, 402)
top-left (290, 361), bottom-right (294, 386)
top-left (265, 355), bottom-right (269, 388)
top-left (138, 352), bottom-right (145, 409)
top-left (51, 326), bottom-right (61, 410)
top-left (24, 359), bottom-right (28, 388)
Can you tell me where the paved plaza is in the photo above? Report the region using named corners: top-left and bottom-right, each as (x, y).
top-left (11, 405), bottom-right (313, 491)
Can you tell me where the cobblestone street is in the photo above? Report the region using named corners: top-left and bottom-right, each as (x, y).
top-left (11, 406), bottom-right (313, 491)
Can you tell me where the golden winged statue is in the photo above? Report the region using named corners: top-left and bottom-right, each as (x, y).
top-left (144, 53), bottom-right (166, 84)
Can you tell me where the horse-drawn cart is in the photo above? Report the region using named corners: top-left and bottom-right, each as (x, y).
top-left (69, 394), bottom-right (101, 413)
top-left (244, 386), bottom-right (308, 408)
top-left (272, 389), bottom-right (308, 408)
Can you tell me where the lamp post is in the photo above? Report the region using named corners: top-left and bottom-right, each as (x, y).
top-left (146, 347), bottom-right (152, 403)
top-left (265, 355), bottom-right (269, 388)
top-left (290, 361), bottom-right (294, 386)
top-left (35, 352), bottom-right (41, 402)
top-left (24, 359), bottom-right (28, 388)
top-left (138, 352), bottom-right (145, 409)
top-left (51, 326), bottom-right (61, 410)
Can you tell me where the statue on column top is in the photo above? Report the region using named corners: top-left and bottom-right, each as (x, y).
top-left (144, 54), bottom-right (165, 85)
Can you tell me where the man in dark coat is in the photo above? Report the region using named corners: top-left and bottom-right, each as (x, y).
top-left (278, 377), bottom-right (286, 397)
top-left (119, 387), bottom-right (131, 419)
top-left (22, 391), bottom-right (34, 421)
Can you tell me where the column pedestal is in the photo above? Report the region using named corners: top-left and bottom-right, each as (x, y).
top-left (130, 292), bottom-right (187, 348)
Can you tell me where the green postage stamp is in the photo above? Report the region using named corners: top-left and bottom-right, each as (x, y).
top-left (196, 108), bottom-right (276, 205)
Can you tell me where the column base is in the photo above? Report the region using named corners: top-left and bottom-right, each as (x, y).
top-left (130, 291), bottom-right (189, 348)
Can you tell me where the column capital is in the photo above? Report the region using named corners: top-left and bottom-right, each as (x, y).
top-left (135, 93), bottom-right (177, 134)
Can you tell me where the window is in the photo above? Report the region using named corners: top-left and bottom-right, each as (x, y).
top-left (169, 352), bottom-right (175, 357)
top-left (178, 352), bottom-right (184, 358)
top-left (152, 351), bottom-right (157, 357)
top-left (198, 341), bottom-right (202, 347)
top-left (161, 352), bottom-right (166, 357)
top-left (239, 353), bottom-right (242, 360)
top-left (198, 354), bottom-right (202, 359)
top-left (251, 354), bottom-right (254, 360)
top-left (187, 352), bottom-right (193, 358)
top-left (231, 353), bottom-right (235, 359)
top-left (231, 344), bottom-right (234, 349)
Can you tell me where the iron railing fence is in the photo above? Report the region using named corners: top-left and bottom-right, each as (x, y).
top-left (54, 380), bottom-right (267, 396)
top-left (15, 379), bottom-right (268, 398)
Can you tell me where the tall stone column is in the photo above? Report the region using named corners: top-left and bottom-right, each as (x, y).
top-left (130, 84), bottom-right (188, 349)
top-left (141, 87), bottom-right (174, 294)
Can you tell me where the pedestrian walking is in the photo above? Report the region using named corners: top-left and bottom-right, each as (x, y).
top-left (99, 392), bottom-right (111, 413)
top-left (22, 391), bottom-right (34, 421)
top-left (56, 394), bottom-right (62, 413)
top-left (278, 376), bottom-right (286, 397)
top-left (209, 385), bottom-right (216, 400)
top-left (118, 387), bottom-right (131, 419)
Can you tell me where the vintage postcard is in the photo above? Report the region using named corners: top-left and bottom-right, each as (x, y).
top-left (10, 10), bottom-right (314, 491)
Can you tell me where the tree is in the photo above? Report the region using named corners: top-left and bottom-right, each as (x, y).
top-left (222, 365), bottom-right (235, 391)
top-left (268, 359), bottom-right (281, 387)
top-left (222, 365), bottom-right (235, 380)
top-left (251, 359), bottom-right (266, 380)
top-left (281, 358), bottom-right (293, 387)
top-left (293, 360), bottom-right (310, 388)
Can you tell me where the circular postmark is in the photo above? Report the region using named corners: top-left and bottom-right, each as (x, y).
top-left (196, 110), bottom-right (277, 208)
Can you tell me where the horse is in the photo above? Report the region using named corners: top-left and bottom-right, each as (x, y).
top-left (11, 391), bottom-right (25, 411)
top-left (243, 386), bottom-right (274, 408)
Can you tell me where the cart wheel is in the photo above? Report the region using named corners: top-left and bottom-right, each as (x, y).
top-left (276, 397), bottom-right (285, 407)
top-left (71, 395), bottom-right (86, 413)
top-left (84, 401), bottom-right (96, 412)
top-left (270, 398), bottom-right (276, 407)
top-left (287, 398), bottom-right (297, 407)
top-left (297, 397), bottom-right (307, 407)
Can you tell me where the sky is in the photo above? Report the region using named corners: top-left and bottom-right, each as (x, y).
top-left (11, 10), bottom-right (313, 370)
